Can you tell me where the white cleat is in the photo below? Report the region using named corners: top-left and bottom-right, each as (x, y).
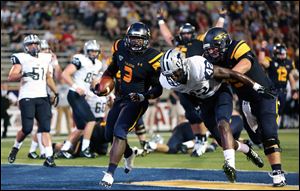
top-left (100, 171), bottom-right (114, 188)
top-left (269, 170), bottom-right (286, 187)
top-left (191, 140), bottom-right (208, 157)
top-left (124, 148), bottom-right (137, 173)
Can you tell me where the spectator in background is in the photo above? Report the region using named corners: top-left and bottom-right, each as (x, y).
top-left (8, 24), bottom-right (24, 51)
top-left (1, 5), bottom-right (11, 28)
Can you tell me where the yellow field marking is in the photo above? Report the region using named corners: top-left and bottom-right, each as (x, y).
top-left (131, 180), bottom-right (299, 190)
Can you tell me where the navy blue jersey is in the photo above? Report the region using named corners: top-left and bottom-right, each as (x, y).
top-left (175, 39), bottom-right (204, 58)
top-left (214, 40), bottom-right (273, 101)
top-left (267, 57), bottom-right (294, 90)
top-left (106, 39), bottom-right (163, 99)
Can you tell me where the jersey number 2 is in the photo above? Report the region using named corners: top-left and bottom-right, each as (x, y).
top-left (277, 67), bottom-right (287, 82)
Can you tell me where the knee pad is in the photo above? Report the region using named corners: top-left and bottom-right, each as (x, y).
top-left (135, 124), bottom-right (146, 136)
top-left (263, 138), bottom-right (282, 155)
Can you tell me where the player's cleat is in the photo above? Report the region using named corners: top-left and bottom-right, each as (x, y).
top-left (43, 156), bottom-right (56, 167)
top-left (28, 151), bottom-right (39, 159)
top-left (40, 153), bottom-right (46, 159)
top-left (143, 141), bottom-right (154, 154)
top-left (80, 147), bottom-right (96, 158)
top-left (132, 146), bottom-right (144, 157)
top-left (100, 171), bottom-right (114, 188)
top-left (8, 147), bottom-right (19, 163)
top-left (245, 144), bottom-right (264, 168)
top-left (57, 150), bottom-right (73, 159)
top-left (269, 170), bottom-right (286, 187)
top-left (205, 143), bottom-right (217, 153)
top-left (223, 160), bottom-right (236, 183)
top-left (191, 140), bottom-right (208, 157)
top-left (124, 148), bottom-right (137, 173)
top-left (178, 144), bottom-right (188, 154)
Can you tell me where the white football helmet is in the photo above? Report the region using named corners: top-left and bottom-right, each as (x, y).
top-left (160, 49), bottom-right (188, 86)
top-left (40, 39), bottom-right (50, 51)
top-left (23, 34), bottom-right (41, 56)
top-left (84, 40), bottom-right (101, 61)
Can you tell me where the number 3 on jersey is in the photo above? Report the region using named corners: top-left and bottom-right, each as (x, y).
top-left (123, 65), bottom-right (132, 83)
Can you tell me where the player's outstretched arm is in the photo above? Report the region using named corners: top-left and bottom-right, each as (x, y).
top-left (157, 8), bottom-right (175, 46)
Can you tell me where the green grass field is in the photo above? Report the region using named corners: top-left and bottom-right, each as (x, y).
top-left (1, 129), bottom-right (299, 173)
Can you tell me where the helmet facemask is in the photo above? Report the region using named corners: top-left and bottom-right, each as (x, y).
top-left (84, 40), bottom-right (101, 61)
top-left (126, 35), bottom-right (149, 53)
top-left (23, 35), bottom-right (41, 57)
top-left (161, 49), bottom-right (188, 86)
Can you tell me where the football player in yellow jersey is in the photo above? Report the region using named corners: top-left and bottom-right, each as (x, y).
top-left (203, 27), bottom-right (286, 187)
top-left (157, 7), bottom-right (228, 157)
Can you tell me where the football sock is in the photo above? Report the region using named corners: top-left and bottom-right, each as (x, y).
top-left (236, 141), bottom-right (250, 153)
top-left (29, 140), bottom-right (38, 153)
top-left (61, 140), bottom-right (72, 151)
top-left (45, 146), bottom-right (53, 158)
top-left (223, 149), bottom-right (235, 168)
top-left (13, 140), bottom-right (23, 149)
top-left (82, 139), bottom-right (90, 151)
top-left (37, 133), bottom-right (45, 155)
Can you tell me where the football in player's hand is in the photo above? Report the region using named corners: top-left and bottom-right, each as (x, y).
top-left (98, 76), bottom-right (114, 96)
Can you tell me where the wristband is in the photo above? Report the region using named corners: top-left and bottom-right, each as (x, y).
top-left (253, 83), bottom-right (261, 91)
top-left (158, 20), bottom-right (165, 25)
top-left (218, 17), bottom-right (225, 23)
top-left (72, 83), bottom-right (78, 90)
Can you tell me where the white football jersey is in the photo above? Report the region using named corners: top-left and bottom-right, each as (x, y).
top-left (70, 54), bottom-right (103, 94)
top-left (86, 94), bottom-right (107, 118)
top-left (11, 52), bottom-right (52, 100)
top-left (159, 55), bottom-right (222, 99)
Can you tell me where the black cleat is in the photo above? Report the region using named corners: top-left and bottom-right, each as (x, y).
top-left (43, 156), bottom-right (56, 167)
top-left (40, 153), bottom-right (46, 159)
top-left (79, 147), bottom-right (96, 158)
top-left (245, 143), bottom-right (264, 168)
top-left (57, 150), bottom-right (73, 159)
top-left (223, 161), bottom-right (236, 183)
top-left (8, 147), bottom-right (19, 163)
top-left (28, 151), bottom-right (39, 159)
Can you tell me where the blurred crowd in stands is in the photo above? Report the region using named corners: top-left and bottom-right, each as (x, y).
top-left (1, 1), bottom-right (299, 133)
top-left (1, 1), bottom-right (299, 68)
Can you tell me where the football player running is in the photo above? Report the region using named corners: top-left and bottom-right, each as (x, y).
top-left (93, 22), bottom-right (163, 188)
top-left (7, 34), bottom-right (58, 167)
top-left (159, 49), bottom-right (271, 182)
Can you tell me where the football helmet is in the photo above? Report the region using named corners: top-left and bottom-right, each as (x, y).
top-left (40, 40), bottom-right (50, 52)
top-left (84, 40), bottom-right (101, 61)
top-left (178, 23), bottom-right (195, 44)
top-left (125, 22), bottom-right (151, 53)
top-left (203, 27), bottom-right (232, 63)
top-left (273, 43), bottom-right (287, 60)
top-left (23, 34), bottom-right (41, 56)
top-left (160, 49), bottom-right (188, 86)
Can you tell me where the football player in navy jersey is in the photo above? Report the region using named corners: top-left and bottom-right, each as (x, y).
top-left (203, 27), bottom-right (286, 187)
top-left (93, 22), bottom-right (163, 188)
top-left (259, 42), bottom-right (297, 128)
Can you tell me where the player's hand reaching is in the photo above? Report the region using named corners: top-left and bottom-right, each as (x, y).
top-left (157, 8), bottom-right (166, 21)
top-left (218, 7), bottom-right (227, 18)
top-left (253, 83), bottom-right (277, 99)
top-left (129, 93), bottom-right (145, 102)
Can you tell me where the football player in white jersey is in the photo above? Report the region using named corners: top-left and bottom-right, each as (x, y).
top-left (28, 39), bottom-right (61, 159)
top-left (7, 34), bottom-right (58, 167)
top-left (59, 40), bottom-right (104, 158)
top-left (160, 49), bottom-right (274, 182)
